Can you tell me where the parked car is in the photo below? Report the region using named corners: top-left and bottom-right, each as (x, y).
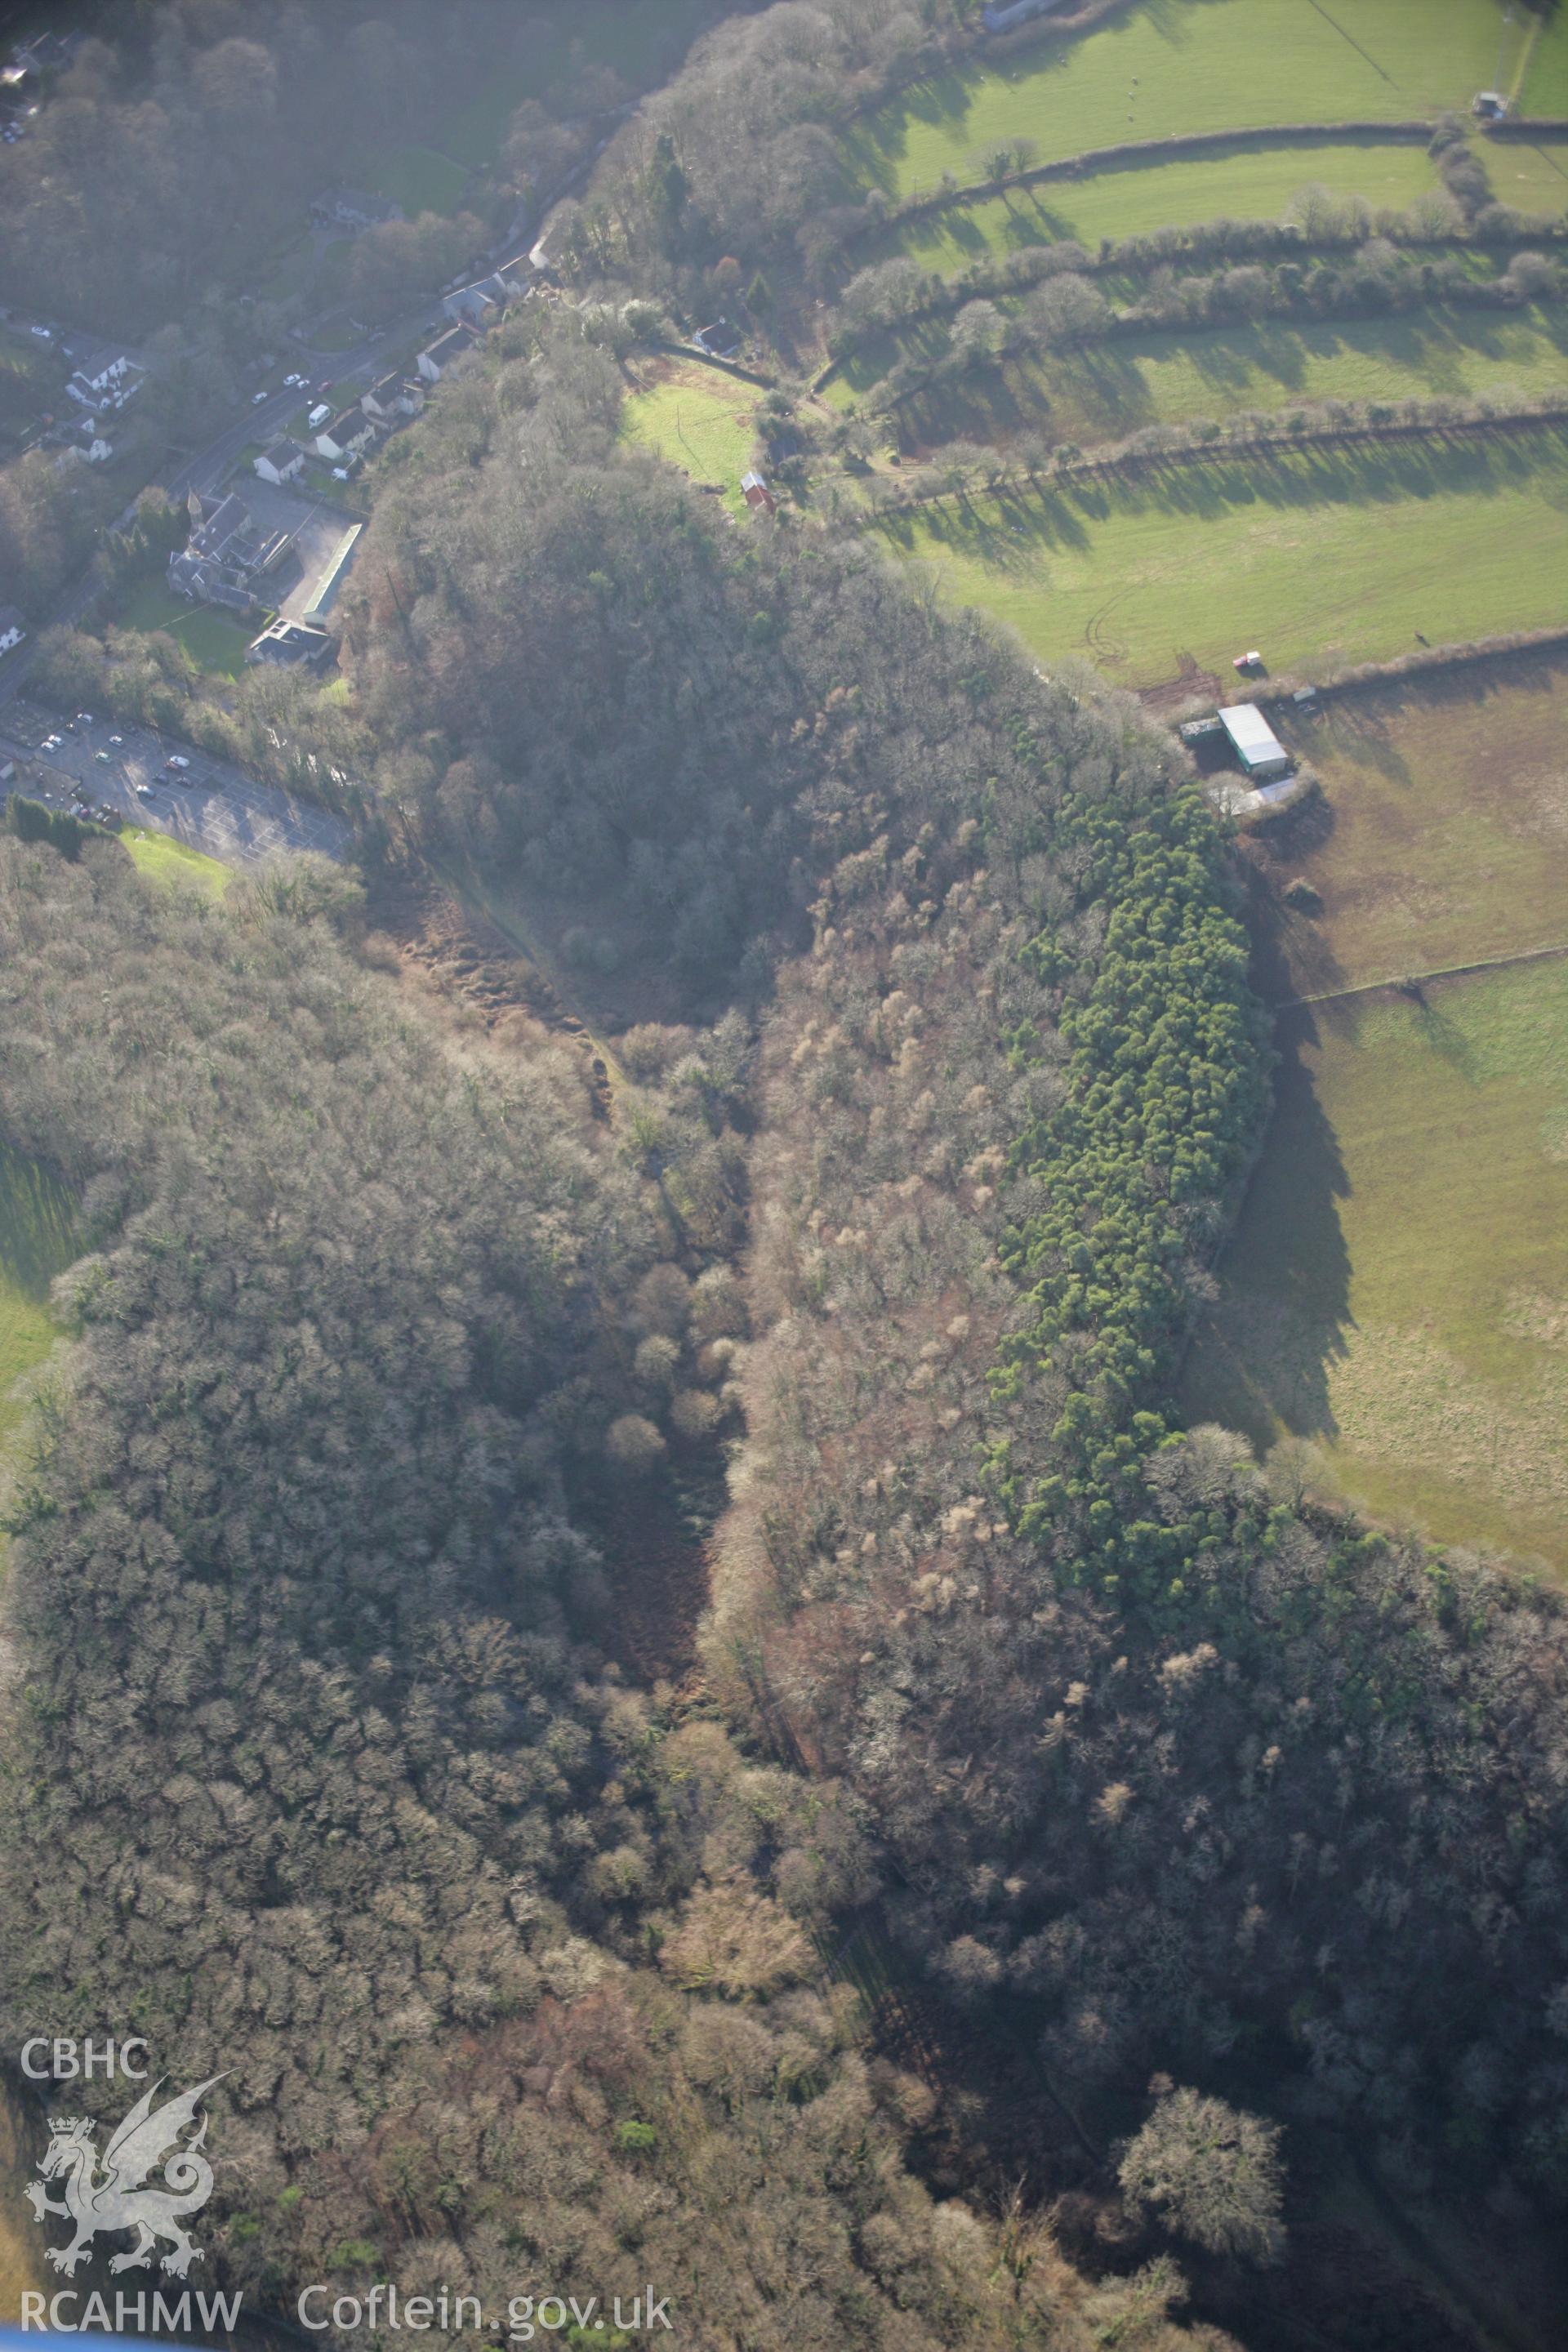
top-left (134, 782), bottom-right (154, 798)
top-left (77, 711), bottom-right (93, 724)
top-left (29, 323), bottom-right (51, 340)
top-left (252, 390), bottom-right (269, 405)
top-left (108, 733), bottom-right (123, 746)
top-left (94, 748), bottom-right (112, 764)
top-left (165, 754), bottom-right (191, 770)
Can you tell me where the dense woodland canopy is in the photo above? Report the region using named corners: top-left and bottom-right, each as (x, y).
top-left (9, 281), bottom-right (1568, 2345)
top-left (710, 791), bottom-right (1568, 2185)
top-left (336, 320), bottom-right (1081, 1004)
top-left (0, 840), bottom-right (1233, 2352)
top-left (0, 0), bottom-right (697, 336)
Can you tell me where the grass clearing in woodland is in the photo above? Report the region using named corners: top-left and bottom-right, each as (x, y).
top-left (621, 358), bottom-right (760, 506)
top-left (0, 1141), bottom-right (75, 1451)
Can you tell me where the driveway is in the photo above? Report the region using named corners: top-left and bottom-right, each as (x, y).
top-left (1, 704), bottom-right (353, 870)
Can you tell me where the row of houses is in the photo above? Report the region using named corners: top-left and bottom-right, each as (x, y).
top-left (252, 371), bottom-right (427, 491)
top-left (172, 252), bottom-right (534, 651)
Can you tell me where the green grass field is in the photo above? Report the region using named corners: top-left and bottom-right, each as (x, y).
top-left (621, 359), bottom-right (760, 503)
top-left (124, 829), bottom-right (233, 897)
top-left (0, 1140), bottom-right (76, 1452)
top-left (867, 140), bottom-right (1443, 274)
top-left (849, 0), bottom-right (1539, 200)
top-left (113, 581), bottom-right (258, 679)
top-left (1518, 2), bottom-right (1568, 113)
top-left (362, 141), bottom-right (471, 217)
top-left (1249, 653), bottom-right (1568, 1002)
top-left (834, 301), bottom-right (1568, 452)
top-left (868, 423), bottom-right (1568, 685)
top-left (1487, 138), bottom-right (1568, 214)
top-left (1180, 958), bottom-right (1568, 1570)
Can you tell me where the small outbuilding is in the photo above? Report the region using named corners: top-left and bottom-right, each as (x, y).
top-left (1218, 703), bottom-right (1291, 781)
top-left (1472, 91), bottom-right (1508, 120)
top-left (246, 617), bottom-right (335, 670)
top-left (741, 470), bottom-right (776, 515)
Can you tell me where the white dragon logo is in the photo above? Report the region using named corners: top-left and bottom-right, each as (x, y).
top-left (24, 2074), bottom-right (225, 2279)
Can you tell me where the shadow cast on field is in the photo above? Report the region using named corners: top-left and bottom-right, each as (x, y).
top-left (1186, 1006), bottom-right (1353, 1448)
top-left (0, 1141), bottom-right (77, 1300)
top-left (875, 421), bottom-right (1568, 568)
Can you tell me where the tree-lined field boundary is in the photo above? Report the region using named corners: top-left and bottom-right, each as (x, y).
top-left (844, 121), bottom-right (1439, 245)
top-left (843, 403), bottom-right (1568, 526)
top-left (1232, 621), bottom-right (1568, 710)
top-left (1274, 940), bottom-right (1568, 1017)
top-left (1486, 118), bottom-right (1568, 144)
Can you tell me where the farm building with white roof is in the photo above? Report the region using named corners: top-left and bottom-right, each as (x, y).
top-left (1218, 703), bottom-right (1291, 780)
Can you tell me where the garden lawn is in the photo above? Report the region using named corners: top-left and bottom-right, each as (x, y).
top-left (848, 0), bottom-right (1533, 199)
top-left (362, 141), bottom-right (470, 217)
top-left (1179, 958), bottom-right (1568, 1572)
top-left (867, 423), bottom-right (1568, 685)
top-left (0, 1141), bottom-right (75, 1451)
top-left (621, 359), bottom-right (759, 504)
top-left (857, 304), bottom-right (1568, 451)
top-left (125, 829), bottom-right (232, 898)
top-left (114, 581), bottom-right (259, 679)
top-left (872, 140), bottom-right (1441, 273)
top-left (1248, 653), bottom-right (1568, 1002)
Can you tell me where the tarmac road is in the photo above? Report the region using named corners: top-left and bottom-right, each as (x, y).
top-left (0, 703), bottom-right (351, 869)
